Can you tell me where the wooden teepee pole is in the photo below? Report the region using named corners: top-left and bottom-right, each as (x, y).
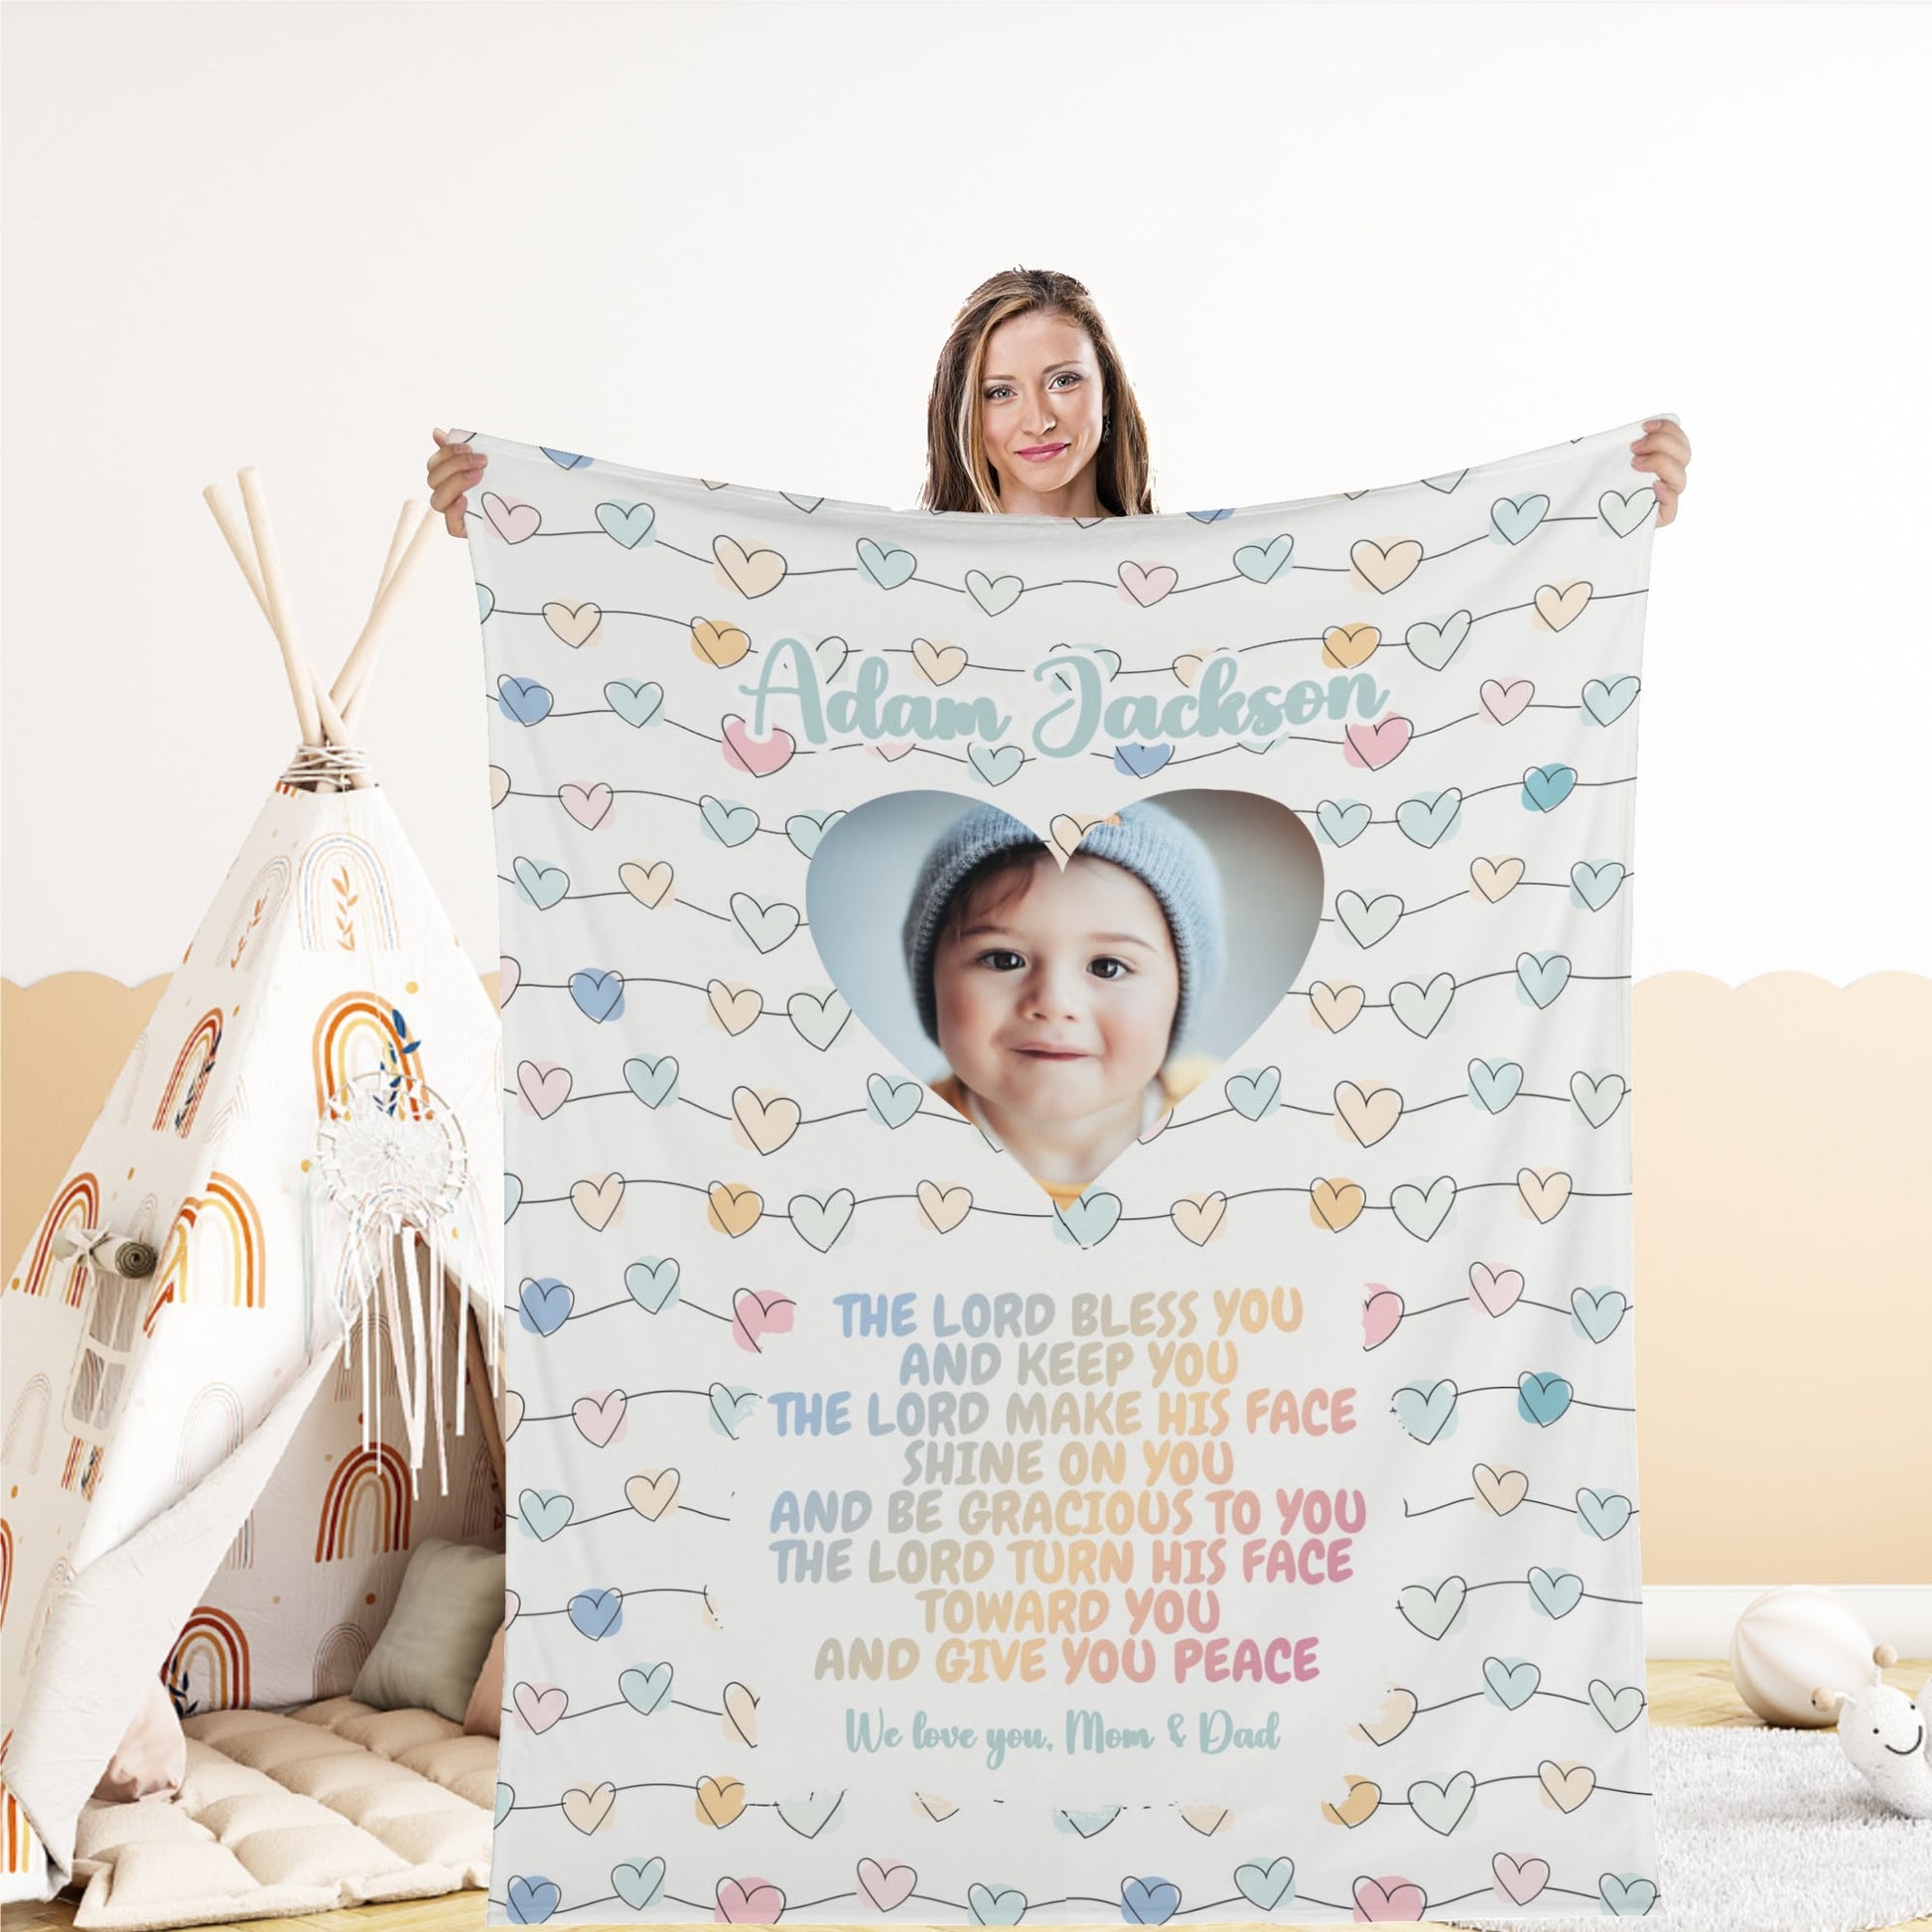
top-left (335, 500), bottom-right (438, 729)
top-left (234, 469), bottom-right (324, 747)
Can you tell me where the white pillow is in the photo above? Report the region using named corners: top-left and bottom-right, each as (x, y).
top-left (351, 1538), bottom-right (505, 1724)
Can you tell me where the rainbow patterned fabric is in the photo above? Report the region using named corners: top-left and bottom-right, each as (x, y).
top-left (463, 417), bottom-right (1665, 1925)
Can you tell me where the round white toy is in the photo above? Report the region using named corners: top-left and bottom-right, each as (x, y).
top-left (1729, 1584), bottom-right (1881, 1727)
top-left (1812, 1644), bottom-right (1932, 1820)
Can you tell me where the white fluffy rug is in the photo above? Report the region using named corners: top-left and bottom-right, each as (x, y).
top-left (1445, 1724), bottom-right (1932, 1931)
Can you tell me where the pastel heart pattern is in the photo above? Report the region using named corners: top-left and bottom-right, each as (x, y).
top-left (1351, 1876), bottom-right (1428, 1922)
top-left (731, 1286), bottom-right (795, 1351)
top-left (721, 714), bottom-right (794, 777)
top-left (857, 1860), bottom-right (917, 1910)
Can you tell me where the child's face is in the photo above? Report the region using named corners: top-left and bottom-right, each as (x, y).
top-left (931, 852), bottom-right (1180, 1127)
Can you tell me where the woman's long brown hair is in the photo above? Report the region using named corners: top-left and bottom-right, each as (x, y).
top-left (919, 266), bottom-right (1156, 517)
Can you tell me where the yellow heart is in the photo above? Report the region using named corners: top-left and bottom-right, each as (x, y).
top-left (1533, 581), bottom-right (1593, 631)
top-left (1355, 1690), bottom-right (1418, 1745)
top-left (1170, 1192), bottom-right (1228, 1246)
top-left (914, 1791), bottom-right (958, 1822)
top-left (690, 618), bottom-right (752, 668)
top-left (542, 600), bottom-right (604, 647)
top-left (1516, 1169), bottom-right (1573, 1224)
top-left (571, 1173), bottom-right (625, 1231)
top-left (731, 1088), bottom-right (801, 1157)
top-left (1047, 812), bottom-right (1115, 862)
top-left (1321, 622), bottom-right (1382, 669)
top-left (1334, 1081), bottom-right (1403, 1148)
top-left (1470, 856), bottom-right (1526, 902)
top-left (706, 980), bottom-right (762, 1035)
top-left (707, 1180), bottom-right (764, 1237)
top-left (1472, 1463), bottom-right (1528, 1515)
top-left (911, 637), bottom-right (968, 685)
top-left (561, 1782), bottom-right (616, 1834)
top-left (1309, 982), bottom-right (1365, 1033)
top-left (501, 1389), bottom-right (524, 1439)
top-left (625, 1468), bottom-right (682, 1520)
top-left (695, 1773), bottom-right (747, 1828)
top-left (1320, 1775), bottom-right (1382, 1828)
top-left (1178, 1804), bottom-right (1231, 1835)
top-left (488, 765), bottom-right (510, 808)
top-left (1172, 652), bottom-right (1206, 687)
top-left (619, 860), bottom-right (675, 908)
top-left (1537, 1760), bottom-right (1596, 1813)
top-left (713, 534), bottom-right (787, 598)
top-left (916, 1180), bottom-right (973, 1234)
top-left (1310, 1177), bottom-right (1365, 1232)
top-left (1349, 538), bottom-right (1422, 594)
top-left (722, 1681), bottom-right (759, 1747)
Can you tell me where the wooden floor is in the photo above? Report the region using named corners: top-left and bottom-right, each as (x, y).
top-left (10, 1660), bottom-right (1929, 1932)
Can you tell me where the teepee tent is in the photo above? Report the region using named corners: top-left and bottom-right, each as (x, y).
top-left (0, 472), bottom-right (505, 1904)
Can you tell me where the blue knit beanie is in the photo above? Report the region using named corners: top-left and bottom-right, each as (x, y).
top-left (902, 801), bottom-right (1225, 1051)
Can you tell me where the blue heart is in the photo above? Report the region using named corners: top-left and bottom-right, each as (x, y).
top-left (622, 1055), bottom-right (679, 1108)
top-left (1053, 1191), bottom-right (1121, 1248)
top-left (1529, 1566), bottom-right (1586, 1617)
top-left (1315, 798), bottom-right (1372, 845)
top-left (604, 680), bottom-right (664, 727)
top-left (1186, 506), bottom-right (1234, 523)
top-left (709, 1383), bottom-right (759, 1438)
top-left (1467, 1058), bottom-right (1525, 1113)
top-left (540, 447), bottom-right (591, 469)
top-left (1582, 675), bottom-right (1640, 725)
top-left (866, 1072), bottom-right (924, 1128)
top-left (518, 1491), bottom-right (574, 1541)
top-left (620, 1662), bottom-right (673, 1715)
top-left (1122, 1877), bottom-right (1180, 1925)
top-left (700, 795), bottom-right (759, 847)
top-left (730, 892), bottom-right (801, 953)
top-left (1233, 534), bottom-right (1294, 583)
top-left (968, 742), bottom-right (1025, 786)
top-left (1489, 492), bottom-right (1551, 544)
top-left (613, 1860), bottom-right (666, 1909)
top-left (1482, 1657), bottom-right (1541, 1709)
top-left (496, 676), bottom-right (554, 726)
top-left (623, 1257), bottom-right (681, 1311)
top-left (1521, 762), bottom-right (1577, 812)
top-left (504, 1173), bottom-right (523, 1222)
top-left (1601, 1875), bottom-right (1659, 1917)
top-left (1577, 1488), bottom-right (1633, 1539)
top-left (493, 1781), bottom-right (513, 1827)
top-left (511, 857), bottom-right (569, 910)
top-left (569, 969), bottom-right (624, 1023)
top-left (967, 1883), bottom-right (1029, 1925)
top-left (1113, 742), bottom-right (1173, 779)
top-left (784, 809), bottom-right (845, 857)
top-left (1571, 1287), bottom-right (1628, 1342)
top-left (1516, 952), bottom-right (1573, 1009)
top-left (1517, 1371), bottom-right (1574, 1426)
top-left (568, 1587), bottom-right (624, 1639)
top-left (1225, 1066), bottom-right (1282, 1121)
top-left (506, 1874), bottom-right (562, 1923)
top-left (1394, 1380), bottom-right (1458, 1444)
top-left (1570, 861), bottom-right (1626, 910)
top-left (856, 536), bottom-right (918, 589)
top-left (596, 500), bottom-right (657, 548)
top-left (476, 583), bottom-right (494, 623)
top-left (1233, 1860), bottom-right (1296, 1910)
top-left (518, 1277), bottom-right (573, 1337)
top-left (1396, 790), bottom-right (1461, 848)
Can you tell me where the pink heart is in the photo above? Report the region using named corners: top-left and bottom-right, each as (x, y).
top-left (721, 714), bottom-right (795, 777)
top-left (512, 1682), bottom-right (568, 1732)
top-left (516, 1060), bottom-right (573, 1120)
top-left (572, 1389), bottom-right (628, 1447)
top-left (1344, 716), bottom-right (1413, 769)
top-left (857, 1860), bottom-right (917, 1911)
top-left (1119, 561), bottom-right (1178, 608)
top-left (499, 954), bottom-right (521, 1004)
top-left (1468, 1264), bottom-right (1525, 1316)
top-left (1138, 1106), bottom-right (1173, 1145)
top-left (732, 1288), bottom-right (796, 1353)
top-left (715, 1877), bottom-right (785, 1923)
top-left (1352, 1876), bottom-right (1428, 1922)
top-left (1362, 1288), bottom-right (1404, 1349)
top-left (560, 781), bottom-right (615, 830)
top-left (504, 1587), bottom-right (520, 1626)
top-left (870, 739), bottom-right (915, 761)
top-left (1479, 678), bottom-right (1534, 725)
top-left (482, 493), bottom-right (541, 544)
top-left (1493, 1854), bottom-right (1550, 1905)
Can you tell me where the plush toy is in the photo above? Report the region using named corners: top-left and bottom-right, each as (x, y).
top-left (1811, 1642), bottom-right (1932, 1819)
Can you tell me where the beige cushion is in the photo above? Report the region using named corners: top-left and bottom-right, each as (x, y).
top-left (92, 1676), bottom-right (187, 1803)
top-left (463, 1621), bottom-right (504, 1737)
top-left (350, 1537), bottom-right (504, 1725)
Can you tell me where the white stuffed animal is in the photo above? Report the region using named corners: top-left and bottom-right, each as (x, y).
top-left (1811, 1642), bottom-right (1932, 1819)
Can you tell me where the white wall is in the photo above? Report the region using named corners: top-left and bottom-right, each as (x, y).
top-left (4, 1), bottom-right (1926, 986)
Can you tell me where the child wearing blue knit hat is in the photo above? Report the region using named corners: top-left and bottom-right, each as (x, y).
top-left (902, 801), bottom-right (1224, 1204)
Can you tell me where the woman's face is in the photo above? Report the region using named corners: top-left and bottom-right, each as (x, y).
top-left (979, 311), bottom-right (1106, 505)
top-left (932, 851), bottom-right (1179, 1127)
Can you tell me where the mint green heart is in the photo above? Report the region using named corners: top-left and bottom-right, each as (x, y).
top-left (1335, 890), bottom-right (1403, 947)
top-left (776, 1790), bottom-right (844, 1837)
top-left (1588, 1680), bottom-right (1646, 1731)
top-left (1570, 861), bottom-right (1627, 910)
top-left (1395, 790), bottom-right (1461, 848)
top-left (1054, 1807), bottom-right (1121, 1838)
top-left (512, 856), bottom-right (570, 910)
top-left (1518, 1371), bottom-right (1573, 1426)
top-left (1391, 1176), bottom-right (1455, 1241)
top-left (1516, 952), bottom-right (1572, 1008)
top-left (1408, 1770), bottom-right (1476, 1835)
top-left (708, 1382), bottom-right (759, 1439)
top-left (604, 680), bottom-right (664, 727)
top-left (784, 809), bottom-right (845, 857)
top-left (700, 795), bottom-right (759, 847)
top-left (623, 1055), bottom-right (679, 1109)
top-left (1406, 610), bottom-right (1471, 670)
top-left (965, 568), bottom-right (1024, 615)
top-left (1582, 674), bottom-right (1640, 725)
top-left (623, 1257), bottom-right (681, 1312)
top-left (813, 637), bottom-right (849, 681)
top-left (1397, 1576), bottom-right (1466, 1639)
top-left (476, 584), bottom-right (494, 622)
top-left (968, 742), bottom-right (1025, 785)
top-left (1468, 1058), bottom-right (1524, 1113)
top-left (1601, 1874), bottom-right (1659, 1916)
top-left (1482, 1657), bottom-right (1541, 1710)
top-left (1393, 1379), bottom-right (1458, 1444)
top-left (1053, 1190), bottom-right (1121, 1248)
top-left (519, 1489), bottom-right (574, 1541)
top-left (729, 892), bottom-right (800, 952)
top-left (1391, 974), bottom-right (1455, 1037)
top-left (1529, 1566), bottom-right (1585, 1617)
top-left (596, 499), bottom-right (657, 548)
top-left (856, 537), bottom-right (917, 589)
top-left (1489, 492), bottom-right (1550, 544)
top-left (1233, 534), bottom-right (1293, 583)
top-left (790, 1188), bottom-right (855, 1253)
top-left (504, 1173), bottom-right (523, 1222)
top-left (1315, 799), bottom-right (1372, 845)
top-left (1570, 1071), bottom-right (1627, 1127)
top-left (1571, 1287), bottom-right (1628, 1342)
top-left (1577, 1488), bottom-right (1633, 1539)
top-left (1234, 1860), bottom-right (1296, 1910)
top-left (866, 1072), bottom-right (923, 1128)
top-left (968, 1883), bottom-right (1029, 1925)
top-left (613, 1859), bottom-right (666, 1909)
top-left (1225, 1066), bottom-right (1282, 1121)
top-left (1597, 487), bottom-right (1654, 537)
top-left (494, 1781), bottom-right (514, 1826)
top-left (786, 989), bottom-right (850, 1050)
top-left (620, 1662), bottom-right (673, 1715)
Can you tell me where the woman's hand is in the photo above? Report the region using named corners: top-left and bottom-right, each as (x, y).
top-left (429, 427), bottom-right (486, 537)
top-left (1630, 418), bottom-right (1691, 527)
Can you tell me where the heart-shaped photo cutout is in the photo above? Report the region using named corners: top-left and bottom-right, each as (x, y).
top-left (805, 789), bottom-right (1321, 1202)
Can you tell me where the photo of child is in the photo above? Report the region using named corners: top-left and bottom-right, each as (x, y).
top-left (901, 801), bottom-right (1225, 1204)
